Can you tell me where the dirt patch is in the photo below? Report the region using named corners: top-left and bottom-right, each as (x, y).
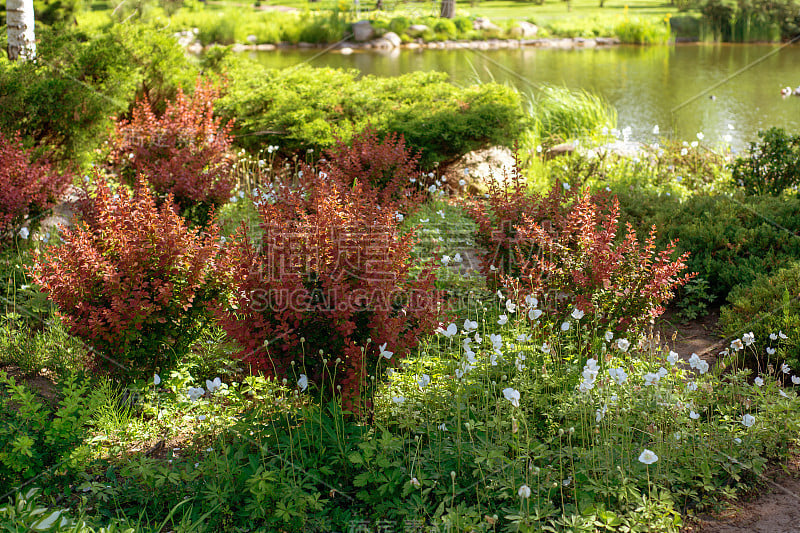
top-left (685, 457), bottom-right (800, 533)
top-left (0, 363), bottom-right (59, 403)
top-left (654, 307), bottom-right (726, 367)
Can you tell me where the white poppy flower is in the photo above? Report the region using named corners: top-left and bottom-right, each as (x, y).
top-left (741, 414), bottom-right (755, 427)
top-left (770, 333), bottom-right (778, 341)
top-left (418, 374), bottom-right (431, 388)
top-left (392, 396), bottom-right (405, 405)
top-left (638, 449), bottom-right (658, 465)
top-left (605, 331), bottom-right (614, 342)
top-left (438, 323), bottom-right (458, 338)
top-left (617, 339), bottom-right (630, 352)
top-left (541, 342), bottom-right (551, 354)
top-left (502, 387), bottom-right (520, 408)
top-left (688, 353), bottom-right (701, 369)
top-left (463, 319), bottom-right (478, 332)
top-left (782, 363), bottom-right (791, 374)
top-left (742, 332), bottom-right (755, 346)
top-left (697, 360), bottom-right (709, 374)
top-left (18, 227), bottom-right (29, 239)
top-left (608, 367), bottom-right (627, 385)
top-left (686, 381), bottom-right (698, 391)
top-left (153, 374), bottom-right (161, 386)
top-left (754, 377), bottom-right (764, 387)
top-left (525, 295), bottom-right (538, 308)
top-left (560, 321), bottom-right (570, 332)
top-left (438, 423), bottom-right (447, 431)
top-left (730, 339), bottom-right (744, 351)
top-left (298, 374), bottom-right (308, 392)
top-left (667, 351), bottom-right (679, 365)
top-left (518, 484), bottom-right (531, 498)
top-left (792, 376), bottom-right (800, 385)
top-left (689, 410), bottom-right (700, 420)
top-left (497, 314), bottom-right (508, 326)
top-left (529, 308), bottom-right (542, 320)
top-left (767, 347), bottom-right (776, 355)
top-left (206, 377), bottom-right (222, 393)
top-left (571, 308), bottom-right (584, 320)
top-left (506, 300), bottom-right (517, 314)
top-left (779, 331), bottom-right (788, 339)
top-left (453, 253), bottom-right (462, 263)
top-left (644, 372), bottom-right (660, 386)
top-left (441, 255), bottom-right (451, 266)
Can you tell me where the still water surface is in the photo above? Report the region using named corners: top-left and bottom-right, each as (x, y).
top-left (247, 44), bottom-right (800, 149)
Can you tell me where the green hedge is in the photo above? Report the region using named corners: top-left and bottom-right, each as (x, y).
top-left (214, 56), bottom-right (527, 166)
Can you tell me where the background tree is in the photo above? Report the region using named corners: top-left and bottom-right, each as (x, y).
top-left (440, 0), bottom-right (454, 18)
top-left (6, 0), bottom-right (36, 60)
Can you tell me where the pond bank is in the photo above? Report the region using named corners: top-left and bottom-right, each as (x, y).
top-left (184, 35), bottom-right (623, 54)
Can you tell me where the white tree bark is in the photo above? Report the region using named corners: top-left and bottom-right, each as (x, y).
top-left (7, 0), bottom-right (36, 61)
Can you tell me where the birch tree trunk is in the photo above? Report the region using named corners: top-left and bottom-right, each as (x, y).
top-left (7, 0), bottom-right (36, 61)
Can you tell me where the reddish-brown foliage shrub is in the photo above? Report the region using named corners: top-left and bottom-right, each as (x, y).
top-left (317, 126), bottom-right (423, 210)
top-left (505, 188), bottom-right (693, 331)
top-left (216, 171), bottom-right (441, 411)
top-left (110, 78), bottom-right (234, 226)
top-left (30, 179), bottom-right (223, 379)
top-left (0, 131), bottom-right (71, 239)
top-left (464, 161), bottom-right (573, 288)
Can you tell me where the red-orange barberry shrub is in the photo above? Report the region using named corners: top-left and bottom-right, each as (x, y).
top-left (464, 159), bottom-right (573, 288)
top-left (30, 179), bottom-right (224, 380)
top-left (110, 77), bottom-right (234, 227)
top-left (216, 171), bottom-right (442, 412)
top-left (506, 187), bottom-right (693, 332)
top-left (0, 131), bottom-right (72, 240)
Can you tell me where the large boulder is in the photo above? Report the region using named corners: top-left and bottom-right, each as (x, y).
top-left (447, 146), bottom-right (517, 192)
top-left (473, 17), bottom-right (501, 32)
top-left (407, 24), bottom-right (429, 36)
top-left (509, 21), bottom-right (538, 38)
top-left (352, 20), bottom-right (375, 42)
top-left (382, 31), bottom-right (402, 48)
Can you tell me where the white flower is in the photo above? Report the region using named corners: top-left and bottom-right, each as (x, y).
top-left (459, 179), bottom-right (466, 187)
top-left (741, 414), bottom-right (755, 427)
top-left (518, 484), bottom-right (531, 498)
top-left (667, 351), bottom-right (679, 365)
top-left (528, 308), bottom-right (542, 320)
top-left (680, 148), bottom-right (688, 156)
top-left (690, 141), bottom-right (699, 148)
top-left (754, 376), bottom-right (764, 387)
top-left (197, 414), bottom-right (207, 421)
top-left (489, 264), bottom-right (497, 271)
top-left (437, 209), bottom-right (445, 219)
top-left (410, 477), bottom-right (420, 488)
top-left (205, 377), bottom-right (222, 393)
top-left (502, 387), bottom-right (521, 408)
top-left (652, 125), bottom-right (660, 135)
top-left (780, 390), bottom-right (789, 398)
top-left (490, 333), bottom-right (503, 350)
top-left (496, 290), bottom-right (504, 300)
top-left (697, 360), bottom-right (709, 374)
top-left (438, 423), bottom-right (447, 431)
top-left (516, 333), bottom-right (530, 343)
top-left (770, 333), bottom-right (778, 341)
top-left (541, 342), bottom-right (551, 354)
top-left (644, 372), bottom-right (660, 386)
top-left (730, 338), bottom-right (744, 351)
top-left (497, 314), bottom-right (508, 326)
top-left (392, 396), bottom-right (405, 405)
top-left (780, 330), bottom-right (788, 339)
top-left (463, 319), bottom-right (478, 332)
top-left (689, 410), bottom-right (700, 420)
top-left (441, 255), bottom-right (451, 266)
top-left (562, 182), bottom-right (571, 191)
top-left (395, 212), bottom-right (404, 222)
top-left (571, 308), bottom-right (584, 320)
top-left (609, 367), bottom-right (628, 385)
top-left (638, 449), bottom-right (659, 465)
top-left (153, 374), bottom-right (161, 386)
top-left (782, 363), bottom-right (791, 374)
top-left (186, 387), bottom-right (205, 402)
top-left (379, 343), bottom-right (393, 360)
top-left (605, 331), bottom-right (614, 342)
top-left (688, 353), bottom-right (701, 369)
top-left (298, 374), bottom-right (308, 392)
top-left (578, 380), bottom-right (594, 392)
top-left (742, 332), bottom-right (755, 346)
top-left (657, 366), bottom-right (668, 378)
top-left (438, 323), bottom-right (458, 338)
top-left (418, 374), bottom-right (431, 388)
top-left (686, 381), bottom-right (698, 391)
top-left (596, 404), bottom-right (607, 422)
top-left (728, 123), bottom-right (735, 130)
top-left (792, 376), bottom-right (800, 385)
top-left (734, 437), bottom-right (742, 444)
top-left (617, 338), bottom-right (630, 352)
top-left (525, 295), bottom-right (538, 308)
top-left (506, 300), bottom-right (517, 314)
top-left (561, 321), bottom-right (570, 332)
top-left (767, 347), bottom-right (776, 355)
top-left (696, 132), bottom-right (705, 141)
top-left (453, 253), bottom-right (462, 263)
top-left (428, 184), bottom-right (437, 194)
top-left (18, 227), bottom-right (29, 239)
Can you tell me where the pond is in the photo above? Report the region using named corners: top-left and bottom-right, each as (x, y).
top-left (246, 43), bottom-right (800, 150)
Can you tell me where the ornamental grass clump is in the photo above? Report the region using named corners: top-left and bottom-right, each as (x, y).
top-left (30, 180), bottom-right (223, 380)
top-left (109, 77), bottom-right (235, 226)
top-left (216, 169), bottom-right (442, 412)
top-left (0, 131), bottom-right (72, 241)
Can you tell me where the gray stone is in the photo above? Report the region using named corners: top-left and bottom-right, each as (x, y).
top-left (509, 21), bottom-right (538, 38)
top-left (246, 34), bottom-right (258, 43)
top-left (407, 24), bottom-right (429, 36)
top-left (382, 31), bottom-right (402, 48)
top-left (473, 17), bottom-right (501, 32)
top-left (544, 143), bottom-right (576, 160)
top-left (352, 20), bottom-right (375, 42)
top-left (448, 146), bottom-right (517, 192)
